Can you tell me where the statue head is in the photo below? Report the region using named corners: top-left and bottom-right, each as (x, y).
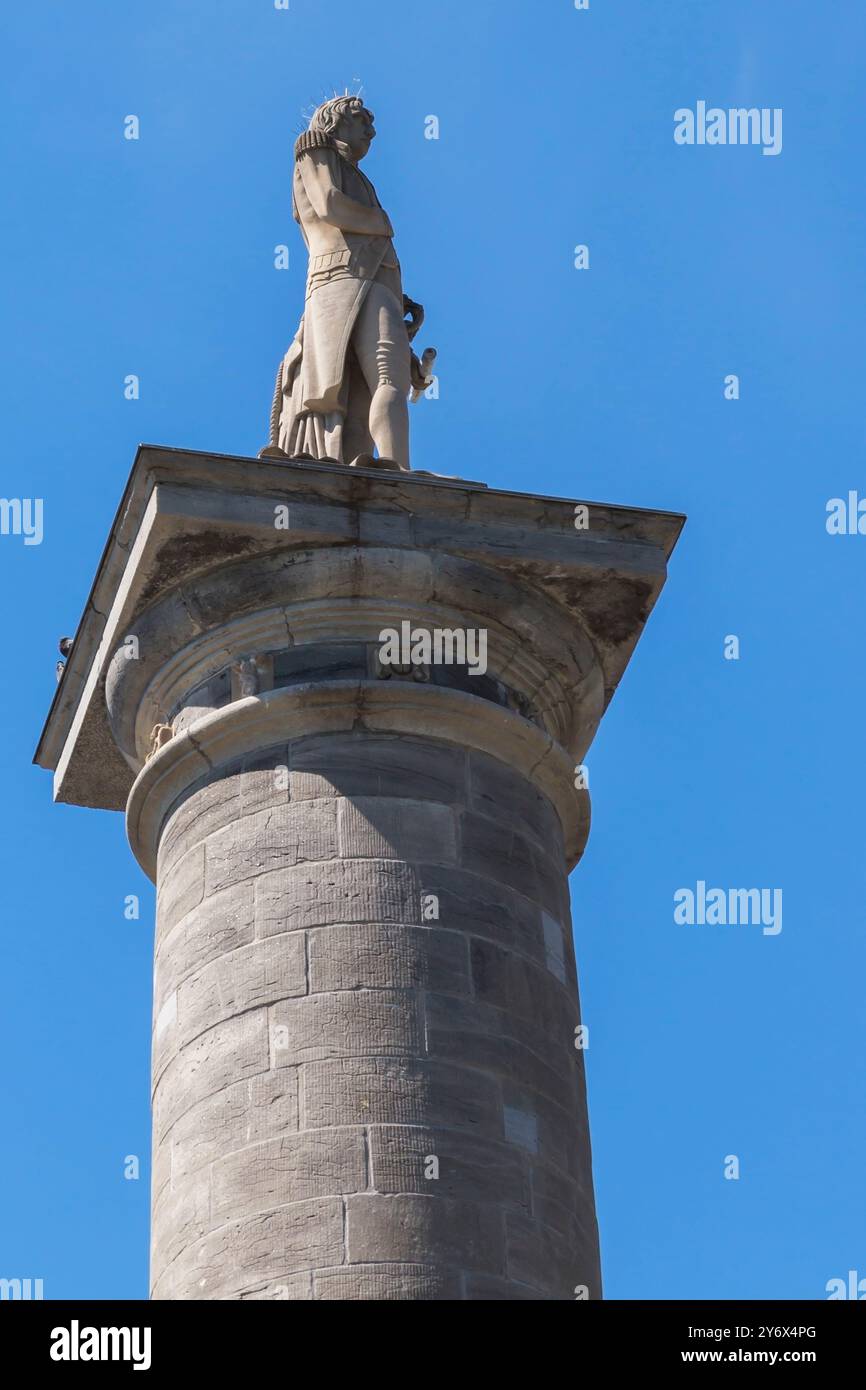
top-left (309, 95), bottom-right (376, 163)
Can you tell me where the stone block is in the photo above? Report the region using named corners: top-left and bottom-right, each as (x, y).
top-left (504, 1105), bottom-right (539, 1154)
top-left (467, 749), bottom-right (564, 855)
top-left (239, 745), bottom-right (290, 817)
top-left (357, 504), bottom-right (414, 547)
top-left (151, 992), bottom-right (178, 1086)
top-left (368, 1125), bottom-right (530, 1209)
top-left (530, 1158), bottom-right (587, 1229)
top-left (505, 1210), bottom-right (600, 1298)
top-left (290, 733), bottom-right (465, 804)
top-left (156, 842), bottom-right (205, 935)
top-left (175, 933), bottom-right (307, 1050)
top-left (313, 1264), bottom-right (462, 1300)
top-left (204, 799), bottom-right (338, 894)
top-left (159, 774), bottom-right (241, 879)
top-left (302, 1057), bottom-right (502, 1136)
top-left (154, 882), bottom-right (255, 998)
top-left (170, 1070), bottom-right (299, 1182)
top-left (425, 991), bottom-right (575, 1097)
top-left (459, 810), bottom-right (564, 920)
top-left (415, 865), bottom-right (545, 961)
top-left (153, 1008), bottom-right (270, 1136)
top-left (338, 797), bottom-right (457, 864)
top-left (151, 1166), bottom-right (211, 1272)
top-left (469, 937), bottom-right (575, 1038)
top-left (211, 1129), bottom-right (367, 1223)
top-left (501, 1081), bottom-right (583, 1181)
top-left (541, 910), bottom-right (568, 984)
top-left (307, 923), bottom-right (469, 996)
top-left (161, 1198), bottom-right (345, 1299)
top-left (346, 1194), bottom-right (505, 1275)
top-left (256, 858), bottom-right (420, 935)
top-left (271, 990), bottom-right (422, 1066)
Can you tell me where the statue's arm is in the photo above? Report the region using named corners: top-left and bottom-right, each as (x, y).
top-left (298, 150), bottom-right (393, 236)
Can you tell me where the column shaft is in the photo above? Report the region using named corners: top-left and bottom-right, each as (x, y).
top-left (149, 732), bottom-right (600, 1300)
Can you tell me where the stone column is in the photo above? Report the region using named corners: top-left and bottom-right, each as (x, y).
top-left (144, 722), bottom-right (593, 1301)
top-left (35, 447), bottom-right (683, 1301)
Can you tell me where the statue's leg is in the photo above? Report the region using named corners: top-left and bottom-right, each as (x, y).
top-left (351, 282), bottom-right (411, 470)
top-left (321, 411), bottom-right (345, 463)
top-left (342, 347), bottom-right (375, 464)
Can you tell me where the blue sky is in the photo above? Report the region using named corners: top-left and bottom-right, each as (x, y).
top-left (2, 0), bottom-right (864, 1299)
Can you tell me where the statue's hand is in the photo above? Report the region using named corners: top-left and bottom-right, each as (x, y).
top-left (409, 346), bottom-right (437, 403)
top-left (402, 295), bottom-right (425, 342)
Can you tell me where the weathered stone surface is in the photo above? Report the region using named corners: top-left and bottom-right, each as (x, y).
top-left (346, 1195), bottom-right (506, 1275)
top-left (505, 1210), bottom-right (601, 1299)
top-left (158, 1199), bottom-right (345, 1300)
top-left (415, 864), bottom-right (545, 961)
top-left (307, 923), bottom-right (469, 996)
top-left (425, 991), bottom-right (576, 1096)
top-left (541, 910), bottom-right (569, 984)
top-left (174, 934), bottom-right (307, 1050)
top-left (155, 882), bottom-right (255, 1003)
top-left (460, 810), bottom-right (563, 919)
top-left (274, 641), bottom-right (368, 687)
top-left (152, 1125), bottom-right (172, 1202)
top-left (469, 936), bottom-right (574, 1034)
top-left (503, 1104), bottom-right (539, 1154)
top-left (170, 1070), bottom-right (299, 1181)
top-left (501, 1082), bottom-right (585, 1183)
top-left (467, 749), bottom-right (564, 855)
top-left (156, 842), bottom-right (204, 935)
top-left (464, 1274), bottom-right (546, 1301)
top-left (239, 1271), bottom-right (312, 1300)
top-left (205, 799), bottom-right (338, 894)
top-left (368, 1126), bottom-right (530, 1209)
top-left (239, 746), bottom-right (291, 817)
top-left (151, 1167), bottom-right (211, 1272)
top-left (302, 1057), bottom-right (502, 1135)
top-left (530, 1158), bottom-right (587, 1229)
top-left (256, 858), bottom-right (420, 934)
top-left (313, 1264), bottom-right (462, 1301)
top-left (211, 1129), bottom-right (367, 1223)
top-left (270, 990), bottom-right (422, 1065)
top-left (153, 1009), bottom-right (269, 1136)
top-left (290, 733), bottom-right (465, 804)
top-left (159, 774), bottom-right (242, 879)
top-left (338, 796), bottom-right (456, 863)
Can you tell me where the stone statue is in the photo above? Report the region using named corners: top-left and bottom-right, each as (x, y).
top-left (233, 656), bottom-right (263, 698)
top-left (55, 636), bottom-right (73, 683)
top-left (146, 723), bottom-right (174, 762)
top-left (262, 96), bottom-right (435, 473)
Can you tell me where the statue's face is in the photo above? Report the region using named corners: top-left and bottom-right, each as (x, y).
top-left (337, 105), bottom-right (376, 161)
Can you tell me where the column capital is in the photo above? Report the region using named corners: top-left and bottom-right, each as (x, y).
top-left (34, 446), bottom-right (683, 816)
